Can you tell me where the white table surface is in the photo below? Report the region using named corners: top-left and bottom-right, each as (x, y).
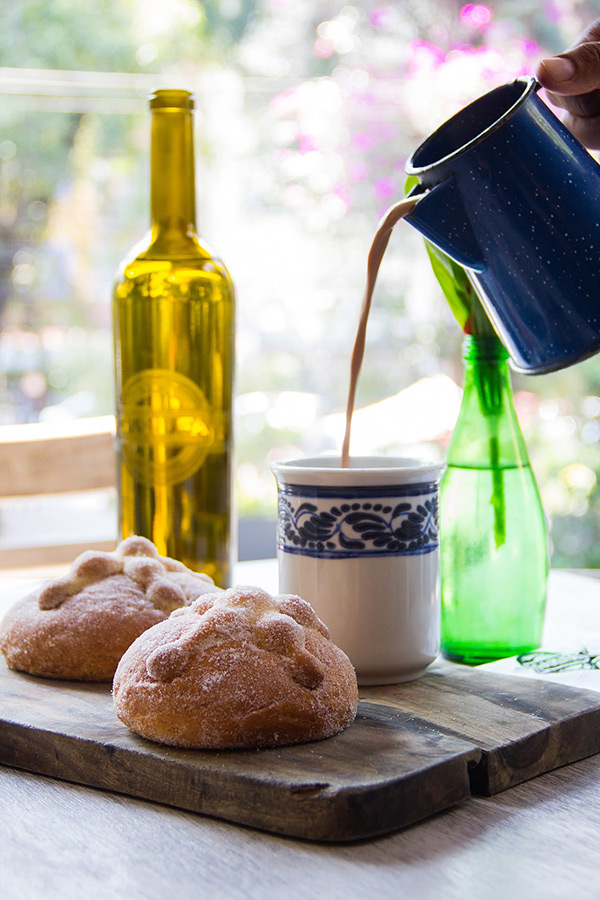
top-left (2, 563), bottom-right (600, 900)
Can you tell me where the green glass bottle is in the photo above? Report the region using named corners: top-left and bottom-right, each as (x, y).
top-left (440, 334), bottom-right (548, 664)
top-left (112, 89), bottom-right (235, 587)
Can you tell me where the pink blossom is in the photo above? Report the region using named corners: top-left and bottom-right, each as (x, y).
top-left (313, 37), bottom-right (334, 59)
top-left (369, 7), bottom-right (391, 28)
top-left (348, 160), bottom-right (369, 182)
top-left (373, 121), bottom-right (396, 142)
top-left (270, 88), bottom-right (298, 116)
top-left (334, 184), bottom-right (352, 205)
top-left (460, 5), bottom-right (493, 30)
top-left (352, 132), bottom-right (375, 152)
top-left (374, 177), bottom-right (396, 201)
top-left (408, 40), bottom-right (446, 71)
top-left (544, 1), bottom-right (563, 24)
top-left (298, 134), bottom-right (318, 154)
top-left (513, 38), bottom-right (543, 59)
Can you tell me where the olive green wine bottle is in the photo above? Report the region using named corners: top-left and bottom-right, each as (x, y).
top-left (112, 89), bottom-right (235, 587)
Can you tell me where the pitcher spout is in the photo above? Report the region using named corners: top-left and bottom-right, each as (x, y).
top-left (405, 178), bottom-right (485, 273)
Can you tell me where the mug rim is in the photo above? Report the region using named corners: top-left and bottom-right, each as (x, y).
top-left (271, 455), bottom-right (445, 485)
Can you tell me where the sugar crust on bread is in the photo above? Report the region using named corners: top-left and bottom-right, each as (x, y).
top-left (0, 536), bottom-right (217, 682)
top-left (113, 585), bottom-right (358, 750)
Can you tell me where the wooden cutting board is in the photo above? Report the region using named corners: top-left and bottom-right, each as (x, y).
top-left (2, 659), bottom-right (600, 842)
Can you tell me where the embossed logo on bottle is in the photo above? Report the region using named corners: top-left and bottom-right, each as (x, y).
top-left (120, 368), bottom-right (214, 485)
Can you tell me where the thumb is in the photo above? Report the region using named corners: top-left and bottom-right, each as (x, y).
top-left (537, 42), bottom-right (600, 94)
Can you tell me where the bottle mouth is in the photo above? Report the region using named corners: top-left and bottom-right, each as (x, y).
top-left (150, 89), bottom-right (194, 110)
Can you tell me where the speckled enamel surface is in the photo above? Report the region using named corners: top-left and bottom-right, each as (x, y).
top-left (406, 78), bottom-right (600, 375)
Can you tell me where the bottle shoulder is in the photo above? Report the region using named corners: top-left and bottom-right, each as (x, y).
top-left (447, 396), bottom-right (531, 466)
top-left (113, 232), bottom-right (234, 294)
top-left (446, 355), bottom-right (532, 465)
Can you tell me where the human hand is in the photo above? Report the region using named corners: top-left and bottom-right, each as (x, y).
top-left (536, 19), bottom-right (600, 148)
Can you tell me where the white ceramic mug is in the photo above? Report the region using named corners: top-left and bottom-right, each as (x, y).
top-left (271, 456), bottom-right (444, 686)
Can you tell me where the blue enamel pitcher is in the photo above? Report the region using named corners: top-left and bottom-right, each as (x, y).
top-left (405, 76), bottom-right (600, 374)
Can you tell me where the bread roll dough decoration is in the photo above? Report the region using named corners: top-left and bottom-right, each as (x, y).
top-left (113, 585), bottom-right (358, 750)
top-left (0, 536), bottom-right (217, 682)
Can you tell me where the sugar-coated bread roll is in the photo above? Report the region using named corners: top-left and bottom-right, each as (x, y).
top-left (113, 585), bottom-right (358, 750)
top-left (0, 536), bottom-right (217, 682)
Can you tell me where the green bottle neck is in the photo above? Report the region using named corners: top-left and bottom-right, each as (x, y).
top-left (447, 333), bottom-right (531, 468)
top-left (149, 89), bottom-right (197, 245)
top-left (462, 333), bottom-right (509, 364)
top-left (461, 334), bottom-right (511, 416)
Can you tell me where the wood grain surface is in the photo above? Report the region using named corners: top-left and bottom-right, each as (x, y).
top-left (3, 656), bottom-right (600, 842)
top-left (3, 568), bottom-right (600, 898)
top-left (0, 663), bottom-right (474, 842)
top-left (361, 661), bottom-right (600, 794)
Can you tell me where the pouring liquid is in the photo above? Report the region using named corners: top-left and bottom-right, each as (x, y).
top-left (341, 194), bottom-right (421, 467)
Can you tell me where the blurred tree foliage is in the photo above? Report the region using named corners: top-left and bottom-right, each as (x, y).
top-left (2, 0), bottom-right (600, 565)
top-left (0, 0), bottom-right (259, 412)
top-left (1, 0), bottom-right (139, 70)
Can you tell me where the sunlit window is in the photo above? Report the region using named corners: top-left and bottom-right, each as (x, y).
top-left (2, 0), bottom-right (600, 565)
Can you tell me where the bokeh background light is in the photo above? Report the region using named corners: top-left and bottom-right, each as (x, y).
top-left (1, 0), bottom-right (600, 564)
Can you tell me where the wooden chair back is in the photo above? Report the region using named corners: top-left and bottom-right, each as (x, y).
top-left (0, 416), bottom-right (118, 568)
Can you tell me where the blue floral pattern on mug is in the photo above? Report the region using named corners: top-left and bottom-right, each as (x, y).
top-left (277, 483), bottom-right (439, 559)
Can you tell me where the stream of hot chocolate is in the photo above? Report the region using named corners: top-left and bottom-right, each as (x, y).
top-left (341, 193), bottom-right (421, 468)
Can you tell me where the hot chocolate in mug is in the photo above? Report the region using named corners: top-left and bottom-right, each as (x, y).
top-left (271, 456), bottom-right (444, 686)
top-left (404, 76), bottom-right (600, 375)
